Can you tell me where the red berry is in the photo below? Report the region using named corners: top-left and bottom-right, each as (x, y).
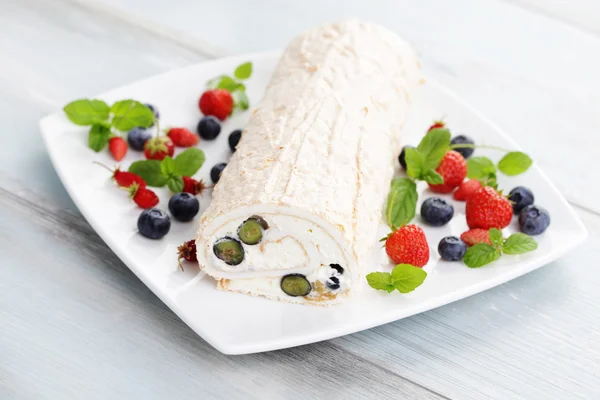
top-left (385, 224), bottom-right (430, 267)
top-left (177, 239), bottom-right (197, 270)
top-left (460, 229), bottom-right (492, 246)
top-left (199, 89), bottom-right (233, 121)
top-left (167, 127), bottom-right (199, 147)
top-left (428, 150), bottom-right (467, 194)
top-left (453, 179), bottom-right (482, 201)
top-left (182, 176), bottom-right (212, 196)
top-left (131, 187), bottom-right (159, 209)
top-left (427, 120), bottom-right (445, 132)
top-left (466, 186), bottom-right (513, 230)
top-left (144, 136), bottom-right (175, 160)
top-left (108, 137), bottom-right (127, 161)
top-left (114, 170), bottom-right (146, 189)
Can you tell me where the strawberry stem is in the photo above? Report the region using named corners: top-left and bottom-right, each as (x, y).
top-left (92, 161), bottom-right (115, 173)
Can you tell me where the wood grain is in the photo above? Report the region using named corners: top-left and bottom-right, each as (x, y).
top-left (2, 0), bottom-right (600, 398)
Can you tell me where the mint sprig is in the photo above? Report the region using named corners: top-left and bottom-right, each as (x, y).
top-left (366, 264), bottom-right (427, 293)
top-left (63, 99), bottom-right (154, 152)
top-left (405, 128), bottom-right (451, 183)
top-left (206, 61), bottom-right (253, 112)
top-left (129, 148), bottom-right (205, 191)
top-left (464, 229), bottom-right (538, 268)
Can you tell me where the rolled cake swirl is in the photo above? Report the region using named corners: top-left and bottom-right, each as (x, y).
top-left (196, 19), bottom-right (421, 304)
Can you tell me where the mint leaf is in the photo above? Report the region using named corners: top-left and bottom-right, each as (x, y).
top-left (160, 156), bottom-right (175, 176)
top-left (498, 151), bottom-right (532, 176)
top-left (64, 99), bottom-right (109, 126)
top-left (206, 75), bottom-right (225, 89)
top-left (464, 244), bottom-right (501, 268)
top-left (234, 62), bottom-right (253, 80)
top-left (232, 90), bottom-right (250, 111)
top-left (489, 228), bottom-right (503, 247)
top-left (502, 233), bottom-right (538, 255)
top-left (167, 176), bottom-right (184, 193)
top-left (110, 100), bottom-right (154, 131)
top-left (129, 160), bottom-right (168, 187)
top-left (391, 264), bottom-right (427, 293)
top-left (422, 169), bottom-right (444, 185)
top-left (467, 156), bottom-right (496, 180)
top-left (173, 148), bottom-right (206, 177)
top-left (386, 178), bottom-right (417, 229)
top-left (417, 128), bottom-right (451, 170)
top-left (88, 124), bottom-right (111, 152)
top-left (405, 147), bottom-right (425, 179)
top-left (366, 272), bottom-right (395, 293)
top-left (216, 76), bottom-right (241, 92)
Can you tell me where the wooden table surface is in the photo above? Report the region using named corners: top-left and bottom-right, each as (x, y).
top-left (2, 0), bottom-right (600, 398)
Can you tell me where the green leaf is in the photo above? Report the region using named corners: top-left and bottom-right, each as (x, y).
top-left (216, 76), bottom-right (241, 92)
top-left (498, 151), bottom-right (533, 176)
top-left (467, 156), bottom-right (496, 180)
top-left (167, 176), bottom-right (184, 193)
top-left (464, 244), bottom-right (501, 268)
top-left (489, 228), bottom-right (503, 248)
top-left (234, 62), bottom-right (253, 80)
top-left (422, 169), bottom-right (444, 185)
top-left (206, 75), bottom-right (225, 89)
top-left (232, 90), bottom-right (250, 111)
top-left (64, 99), bottom-right (109, 126)
top-left (405, 147), bottom-right (425, 179)
top-left (366, 272), bottom-right (395, 293)
top-left (173, 148), bottom-right (206, 177)
top-left (87, 124), bottom-right (111, 152)
top-left (417, 128), bottom-right (451, 170)
top-left (391, 264), bottom-right (427, 294)
top-left (160, 156), bottom-right (175, 176)
top-left (502, 233), bottom-right (538, 255)
top-left (129, 160), bottom-right (168, 187)
top-left (386, 178), bottom-right (418, 229)
top-left (110, 100), bottom-right (154, 131)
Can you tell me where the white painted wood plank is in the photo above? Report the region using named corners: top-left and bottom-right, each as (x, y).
top-left (504, 0), bottom-right (600, 35)
top-left (79, 0), bottom-right (600, 214)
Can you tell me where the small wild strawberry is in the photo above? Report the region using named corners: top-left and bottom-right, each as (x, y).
top-left (177, 240), bottom-right (197, 270)
top-left (94, 162), bottom-right (146, 189)
top-left (182, 176), bottom-right (212, 195)
top-left (144, 136), bottom-right (175, 160)
top-left (427, 119), bottom-right (445, 132)
top-left (109, 137), bottom-right (128, 161)
top-left (130, 185), bottom-right (159, 209)
top-left (167, 127), bottom-right (199, 147)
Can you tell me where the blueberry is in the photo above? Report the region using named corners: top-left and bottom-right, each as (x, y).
top-left (127, 127), bottom-right (152, 151)
top-left (508, 186), bottom-right (535, 214)
top-left (168, 192), bottom-right (200, 222)
top-left (237, 217), bottom-right (264, 245)
top-left (197, 116), bottom-right (221, 140)
top-left (211, 163), bottom-right (227, 184)
top-left (519, 205), bottom-right (551, 235)
top-left (137, 208), bottom-right (170, 239)
top-left (398, 145), bottom-right (414, 170)
top-left (420, 197), bottom-right (454, 226)
top-left (450, 135), bottom-right (475, 159)
top-left (229, 129), bottom-right (242, 152)
top-left (213, 237), bottom-right (244, 265)
top-left (280, 274), bottom-right (311, 297)
top-left (438, 236), bottom-right (467, 261)
top-left (326, 276), bottom-right (340, 290)
top-left (144, 103), bottom-right (159, 127)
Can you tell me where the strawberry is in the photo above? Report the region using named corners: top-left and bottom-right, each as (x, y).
top-left (385, 224), bottom-right (430, 267)
top-left (460, 229), bottom-right (492, 246)
top-left (453, 179), bottom-right (482, 201)
top-left (130, 185), bottom-right (159, 209)
top-left (93, 162), bottom-right (146, 189)
top-left (167, 127), bottom-right (199, 147)
top-left (199, 89), bottom-right (233, 121)
top-left (144, 136), bottom-right (175, 160)
top-left (177, 239), bottom-right (197, 270)
top-left (466, 186), bottom-right (513, 229)
top-left (108, 137), bottom-right (127, 161)
top-left (428, 150), bottom-right (467, 194)
top-left (182, 176), bottom-right (212, 196)
top-left (427, 119), bottom-right (445, 132)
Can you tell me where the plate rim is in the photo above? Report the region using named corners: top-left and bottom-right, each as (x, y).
top-left (39, 51), bottom-right (588, 355)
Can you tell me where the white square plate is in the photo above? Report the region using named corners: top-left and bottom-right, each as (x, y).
top-left (40, 51), bottom-right (587, 355)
